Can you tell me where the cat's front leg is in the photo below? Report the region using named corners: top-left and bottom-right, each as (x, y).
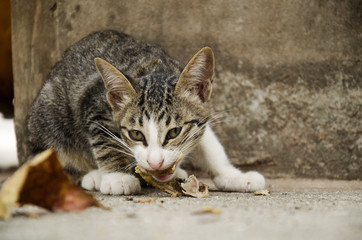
top-left (98, 172), bottom-right (141, 195)
top-left (82, 170), bottom-right (141, 195)
top-left (82, 122), bottom-right (141, 195)
top-left (198, 125), bottom-right (265, 192)
top-left (81, 169), bottom-right (101, 191)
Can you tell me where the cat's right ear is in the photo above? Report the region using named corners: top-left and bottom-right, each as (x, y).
top-left (94, 58), bottom-right (137, 110)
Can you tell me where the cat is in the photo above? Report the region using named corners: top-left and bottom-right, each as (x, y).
top-left (26, 30), bottom-right (265, 195)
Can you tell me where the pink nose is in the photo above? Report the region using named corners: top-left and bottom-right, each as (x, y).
top-left (148, 159), bottom-right (164, 170)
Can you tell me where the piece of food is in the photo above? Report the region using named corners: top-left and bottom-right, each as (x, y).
top-left (0, 149), bottom-right (106, 220)
top-left (135, 165), bottom-right (209, 198)
top-left (140, 153), bottom-right (183, 180)
top-left (254, 189), bottom-right (270, 196)
top-left (135, 165), bottom-right (183, 197)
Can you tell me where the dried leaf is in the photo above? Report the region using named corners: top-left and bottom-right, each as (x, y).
top-left (135, 166), bottom-right (209, 198)
top-left (135, 198), bottom-right (157, 203)
top-left (193, 206), bottom-right (222, 215)
top-left (254, 189), bottom-right (270, 196)
top-left (13, 211), bottom-right (43, 218)
top-left (0, 149), bottom-right (106, 220)
top-left (181, 175), bottom-right (209, 198)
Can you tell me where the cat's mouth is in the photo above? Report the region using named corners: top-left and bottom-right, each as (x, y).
top-left (136, 165), bottom-right (175, 183)
top-left (153, 174), bottom-right (173, 182)
top-left (136, 154), bottom-right (183, 182)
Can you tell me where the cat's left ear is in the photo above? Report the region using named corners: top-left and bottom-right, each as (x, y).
top-left (175, 47), bottom-right (214, 102)
top-left (95, 58), bottom-right (137, 110)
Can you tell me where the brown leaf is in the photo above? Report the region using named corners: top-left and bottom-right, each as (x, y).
top-left (254, 189), bottom-right (271, 196)
top-left (181, 175), bottom-right (209, 198)
top-left (0, 149), bottom-right (106, 219)
top-left (193, 206), bottom-right (222, 215)
top-left (135, 198), bottom-right (157, 203)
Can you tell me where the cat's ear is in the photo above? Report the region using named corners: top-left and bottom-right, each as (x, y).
top-left (94, 57), bottom-right (137, 110)
top-left (175, 47), bottom-right (214, 102)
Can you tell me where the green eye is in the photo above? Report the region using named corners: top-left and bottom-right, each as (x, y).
top-left (129, 130), bottom-right (145, 142)
top-left (166, 127), bottom-right (182, 140)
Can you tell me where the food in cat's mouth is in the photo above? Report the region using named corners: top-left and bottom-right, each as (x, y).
top-left (135, 161), bottom-right (209, 198)
top-left (144, 166), bottom-right (176, 180)
top-left (135, 165), bottom-right (180, 197)
top-left (140, 153), bottom-right (183, 182)
top-left (154, 174), bottom-right (172, 181)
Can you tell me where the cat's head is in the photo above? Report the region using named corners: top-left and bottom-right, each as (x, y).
top-left (95, 47), bottom-right (214, 181)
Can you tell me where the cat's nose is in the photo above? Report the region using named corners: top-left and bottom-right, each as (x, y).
top-left (147, 148), bottom-right (164, 170)
top-left (147, 159), bottom-right (164, 170)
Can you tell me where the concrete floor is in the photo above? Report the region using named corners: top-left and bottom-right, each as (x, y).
top-left (0, 177), bottom-right (361, 240)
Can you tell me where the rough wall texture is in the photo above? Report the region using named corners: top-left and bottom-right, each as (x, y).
top-left (12, 0), bottom-right (361, 179)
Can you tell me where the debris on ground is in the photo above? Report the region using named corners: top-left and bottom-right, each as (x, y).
top-left (0, 149), bottom-right (106, 220)
top-left (254, 189), bottom-right (271, 196)
top-left (134, 198), bottom-right (158, 203)
top-left (193, 206), bottom-right (222, 215)
top-left (180, 175), bottom-right (209, 198)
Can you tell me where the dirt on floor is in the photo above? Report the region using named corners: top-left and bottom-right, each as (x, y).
top-left (0, 168), bottom-right (361, 240)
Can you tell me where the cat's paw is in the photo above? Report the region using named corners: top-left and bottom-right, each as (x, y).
top-left (100, 172), bottom-right (141, 195)
top-left (213, 169), bottom-right (265, 192)
top-left (81, 169), bottom-right (101, 191)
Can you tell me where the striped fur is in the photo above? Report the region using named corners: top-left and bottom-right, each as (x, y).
top-left (26, 30), bottom-right (213, 179)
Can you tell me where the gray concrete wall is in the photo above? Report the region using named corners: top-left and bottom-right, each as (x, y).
top-left (12, 0), bottom-right (361, 179)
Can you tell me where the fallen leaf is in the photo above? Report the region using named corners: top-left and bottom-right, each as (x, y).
top-left (254, 189), bottom-right (271, 196)
top-left (135, 198), bottom-right (157, 203)
top-left (24, 211), bottom-right (42, 218)
top-left (14, 211), bottom-right (43, 218)
top-left (0, 149), bottom-right (106, 220)
top-left (193, 206), bottom-right (222, 215)
top-left (181, 175), bottom-right (209, 198)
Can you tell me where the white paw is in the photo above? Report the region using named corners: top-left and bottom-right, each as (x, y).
top-left (81, 170), bottom-right (101, 191)
top-left (213, 169), bottom-right (265, 192)
top-left (100, 172), bottom-right (141, 195)
top-left (174, 167), bottom-right (188, 179)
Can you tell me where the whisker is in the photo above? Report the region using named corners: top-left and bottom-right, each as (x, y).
top-left (176, 126), bottom-right (205, 155)
top-left (103, 145), bottom-right (135, 158)
top-left (123, 162), bottom-right (138, 172)
top-left (207, 112), bottom-right (224, 125)
top-left (169, 148), bottom-right (184, 162)
top-left (180, 137), bottom-right (200, 152)
top-left (181, 124), bottom-right (206, 145)
top-left (174, 111), bottom-right (226, 156)
top-left (90, 120), bottom-right (133, 153)
top-left (100, 135), bottom-right (134, 155)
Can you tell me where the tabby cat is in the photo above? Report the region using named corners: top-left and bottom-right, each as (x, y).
top-left (26, 30), bottom-right (265, 195)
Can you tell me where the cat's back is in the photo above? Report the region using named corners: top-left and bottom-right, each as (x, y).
top-left (48, 30), bottom-right (135, 86)
top-left (26, 30), bottom-right (182, 158)
top-left (28, 31), bottom-right (138, 125)
top-left (44, 30), bottom-right (182, 97)
top-left (52, 30), bottom-right (179, 83)
top-left (26, 31), bottom-right (142, 156)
